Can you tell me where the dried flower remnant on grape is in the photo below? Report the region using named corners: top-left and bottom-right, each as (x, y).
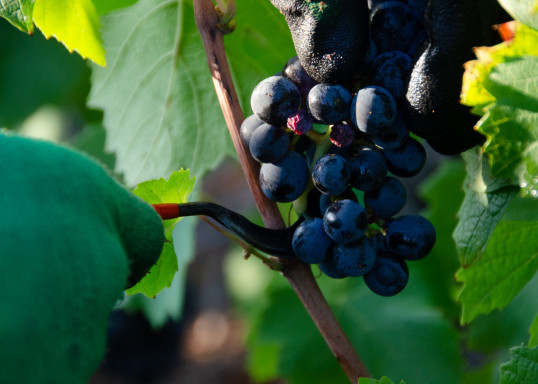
top-left (288, 110), bottom-right (314, 135)
top-left (330, 124), bottom-right (355, 147)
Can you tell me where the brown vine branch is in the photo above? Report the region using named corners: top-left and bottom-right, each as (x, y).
top-left (193, 0), bottom-right (370, 381)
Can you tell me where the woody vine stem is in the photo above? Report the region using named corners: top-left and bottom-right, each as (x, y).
top-left (193, 0), bottom-right (370, 381)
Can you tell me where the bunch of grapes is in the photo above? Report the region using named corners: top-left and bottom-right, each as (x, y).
top-left (241, 1), bottom-right (437, 297)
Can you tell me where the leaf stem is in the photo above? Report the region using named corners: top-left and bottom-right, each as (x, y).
top-left (193, 0), bottom-right (370, 381)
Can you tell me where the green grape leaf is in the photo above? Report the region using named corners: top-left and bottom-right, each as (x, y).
top-left (456, 220), bottom-right (538, 324)
top-left (126, 169), bottom-right (195, 297)
top-left (125, 242), bottom-right (177, 297)
top-left (465, 274), bottom-right (538, 355)
top-left (245, 276), bottom-right (463, 384)
top-left (0, 0), bottom-right (34, 33)
top-left (499, 345), bottom-right (538, 384)
top-left (93, 0), bottom-right (138, 14)
top-left (88, 0), bottom-right (294, 185)
top-left (461, 22), bottom-right (538, 197)
top-left (498, 0), bottom-right (538, 30)
top-left (454, 149), bottom-right (518, 267)
top-left (530, 315), bottom-right (538, 347)
top-left (358, 377), bottom-right (405, 384)
top-left (478, 60), bottom-right (538, 193)
top-left (32, 0), bottom-right (105, 66)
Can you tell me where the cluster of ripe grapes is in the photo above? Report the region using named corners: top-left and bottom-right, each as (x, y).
top-left (240, 0), bottom-right (436, 297)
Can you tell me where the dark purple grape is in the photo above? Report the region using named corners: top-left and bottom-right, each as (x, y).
top-left (282, 56), bottom-right (318, 99)
top-left (369, 50), bottom-right (412, 100)
top-left (363, 250), bottom-right (409, 296)
top-left (364, 177), bottom-right (406, 218)
top-left (287, 109), bottom-right (314, 135)
top-left (251, 75), bottom-right (300, 126)
top-left (367, 0), bottom-right (406, 11)
top-left (327, 144), bottom-right (354, 159)
top-left (312, 154), bottom-right (351, 196)
top-left (323, 199), bottom-right (368, 244)
top-left (332, 237), bottom-right (376, 277)
top-left (348, 147), bottom-right (387, 191)
top-left (319, 189), bottom-right (358, 215)
top-left (249, 124), bottom-right (290, 163)
top-left (319, 254), bottom-right (348, 279)
top-left (382, 137), bottom-right (426, 177)
top-left (369, 232), bottom-right (389, 252)
top-left (370, 2), bottom-right (420, 53)
top-left (307, 83), bottom-right (352, 125)
top-left (330, 124), bottom-right (355, 148)
top-left (240, 114), bottom-right (264, 147)
top-left (292, 218), bottom-right (333, 264)
top-left (408, 0), bottom-right (427, 24)
top-left (350, 86), bottom-right (397, 136)
top-left (386, 215), bottom-right (436, 260)
top-left (370, 110), bottom-right (409, 149)
top-left (259, 151), bottom-right (309, 202)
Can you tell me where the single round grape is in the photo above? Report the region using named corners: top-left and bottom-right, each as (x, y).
top-left (350, 86), bottom-right (397, 136)
top-left (369, 50), bottom-right (412, 100)
top-left (292, 218), bottom-right (333, 264)
top-left (319, 189), bottom-right (358, 215)
top-left (364, 177), bottom-right (406, 218)
top-left (363, 250), bottom-right (409, 296)
top-left (370, 110), bottom-right (409, 149)
top-left (386, 215), bottom-right (436, 260)
top-left (370, 2), bottom-right (419, 53)
top-left (282, 56), bottom-right (318, 99)
top-left (408, 0), bottom-right (427, 24)
top-left (240, 114), bottom-right (264, 148)
top-left (382, 137), bottom-right (426, 177)
top-left (312, 154), bottom-right (351, 196)
top-left (249, 123), bottom-right (290, 163)
top-left (332, 237), bottom-right (376, 277)
top-left (323, 199), bottom-right (369, 244)
top-left (259, 151), bottom-right (309, 202)
top-left (307, 83), bottom-right (352, 125)
top-left (348, 147), bottom-right (388, 191)
top-left (251, 75), bottom-right (301, 126)
top-left (319, 254), bottom-right (347, 279)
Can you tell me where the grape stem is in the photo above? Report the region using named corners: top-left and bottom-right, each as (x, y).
top-left (193, 0), bottom-right (370, 381)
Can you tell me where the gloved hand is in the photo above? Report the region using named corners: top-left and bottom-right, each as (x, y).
top-left (0, 133), bottom-right (165, 383)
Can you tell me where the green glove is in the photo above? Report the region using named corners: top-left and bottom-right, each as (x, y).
top-left (0, 133), bottom-right (165, 383)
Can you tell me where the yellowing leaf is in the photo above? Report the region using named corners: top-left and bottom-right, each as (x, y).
top-left (33, 0), bottom-right (106, 66)
top-left (461, 22), bottom-right (538, 110)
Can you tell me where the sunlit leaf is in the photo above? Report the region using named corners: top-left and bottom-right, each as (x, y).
top-left (33, 0), bottom-right (106, 66)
